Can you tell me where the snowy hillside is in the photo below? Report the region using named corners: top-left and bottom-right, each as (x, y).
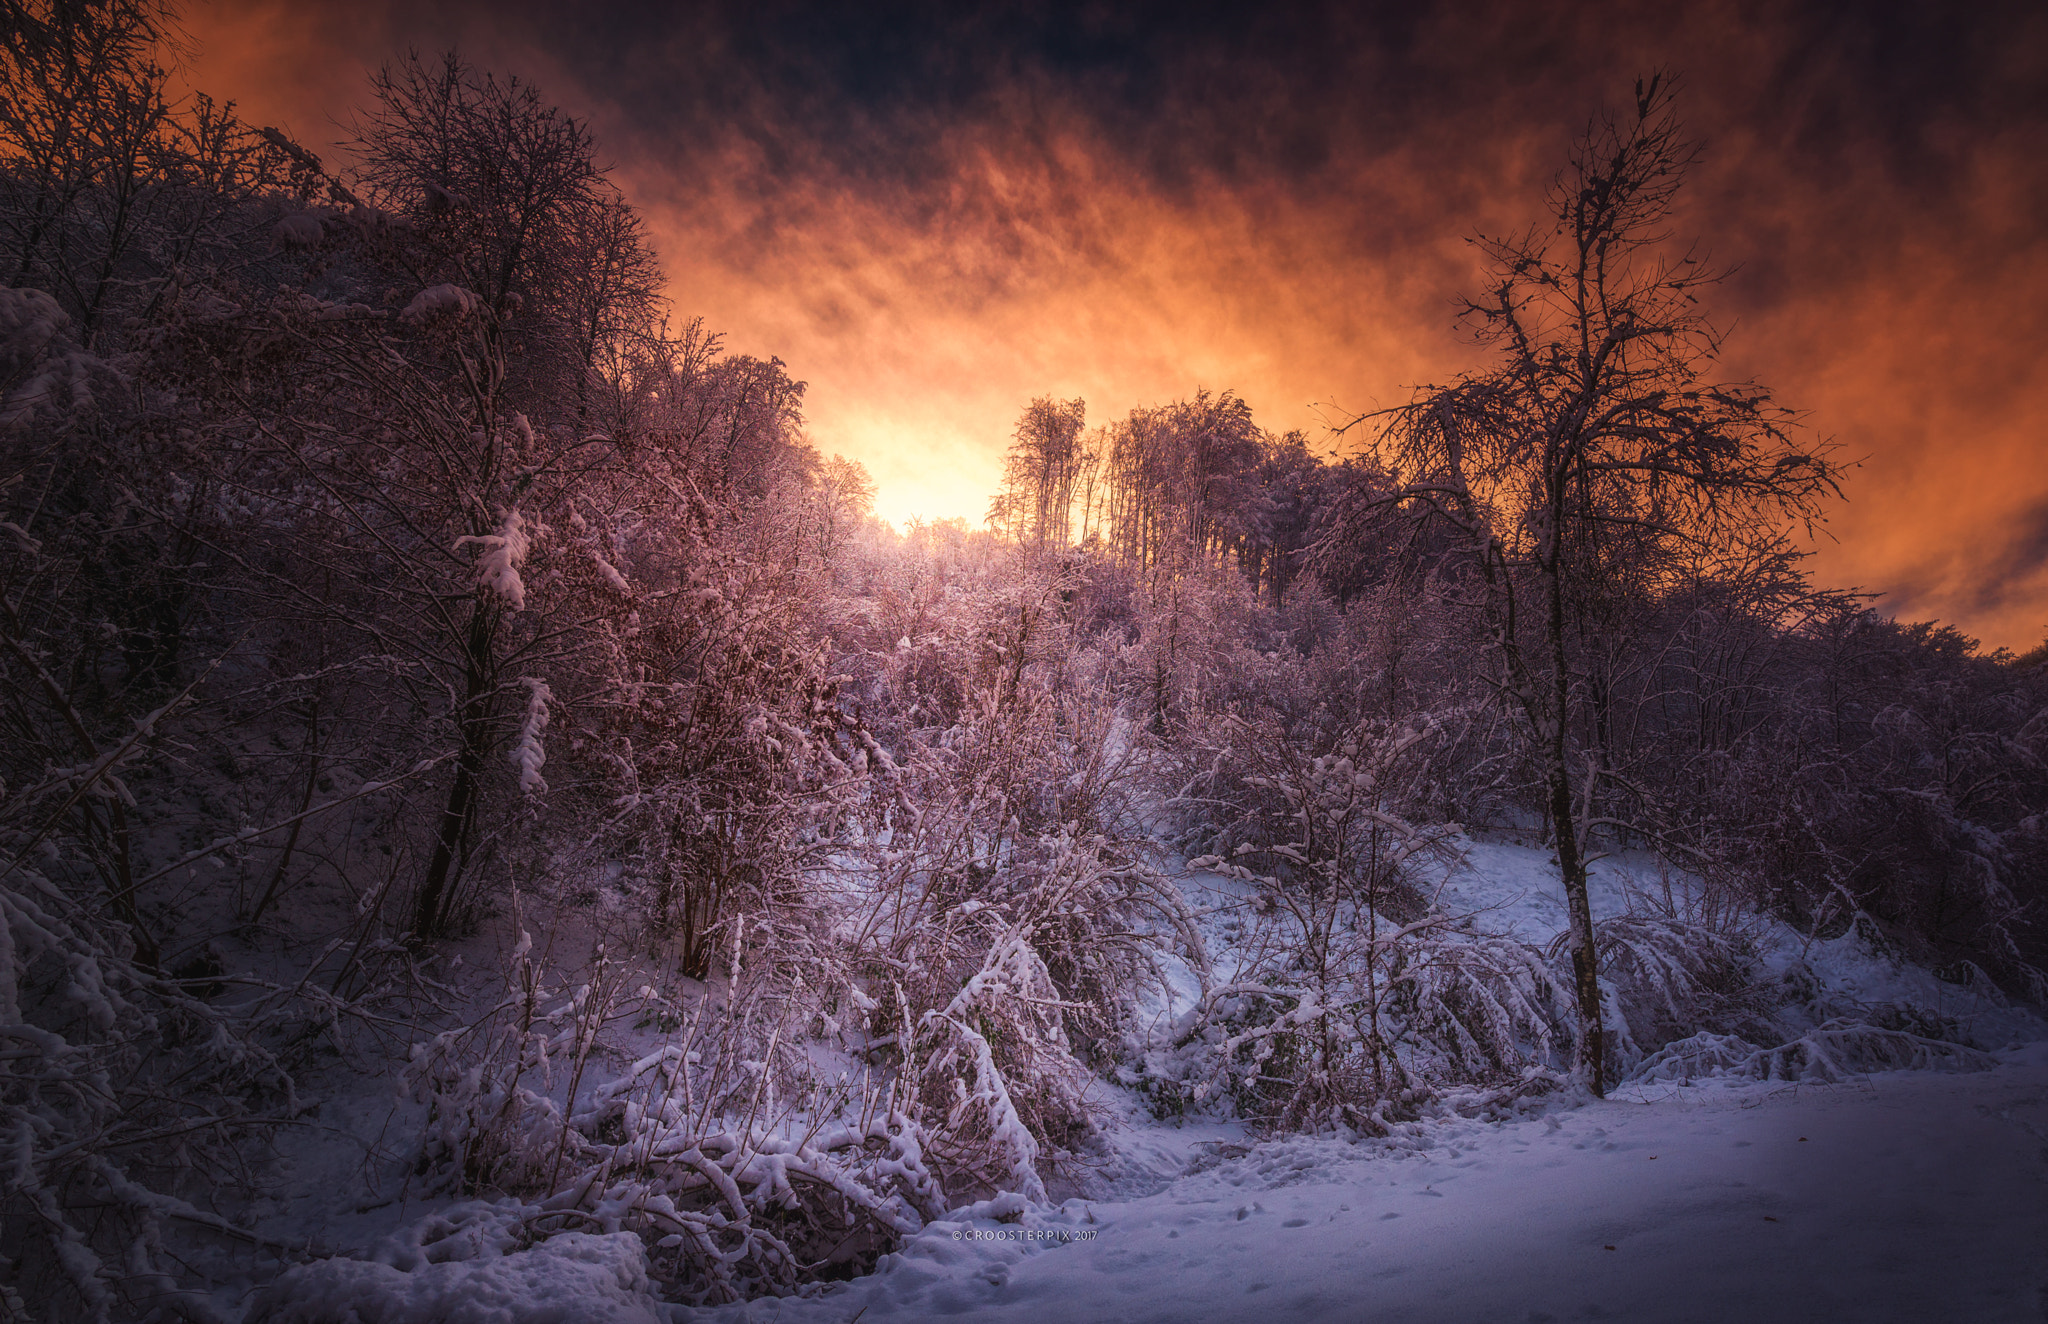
top-left (231, 840), bottom-right (2048, 1323)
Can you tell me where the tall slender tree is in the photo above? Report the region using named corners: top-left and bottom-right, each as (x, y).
top-left (990, 395), bottom-right (1087, 549)
top-left (1337, 76), bottom-right (1840, 1092)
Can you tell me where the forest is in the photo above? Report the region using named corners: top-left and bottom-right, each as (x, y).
top-left (3, 3), bottom-right (2045, 1320)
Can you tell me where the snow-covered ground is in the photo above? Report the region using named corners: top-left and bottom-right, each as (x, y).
top-left (249, 1044), bottom-right (2048, 1323)
top-left (242, 837), bottom-right (2048, 1323)
top-left (685, 838), bottom-right (2048, 1323)
top-left (706, 1045), bottom-right (2048, 1324)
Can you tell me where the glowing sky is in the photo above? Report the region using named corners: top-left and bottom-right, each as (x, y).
top-left (175, 0), bottom-right (2048, 650)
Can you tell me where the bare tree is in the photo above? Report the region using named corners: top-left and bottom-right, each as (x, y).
top-left (1, 0), bottom-right (283, 347)
top-left (808, 452), bottom-right (876, 565)
top-left (989, 395), bottom-right (1087, 549)
top-left (1335, 76), bottom-right (1840, 1092)
top-left (348, 52), bottom-right (603, 314)
top-left (1101, 390), bottom-right (1261, 576)
top-left (558, 189), bottom-right (665, 421)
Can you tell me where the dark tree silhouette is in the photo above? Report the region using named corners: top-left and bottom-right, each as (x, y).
top-left (1336, 76), bottom-right (1841, 1092)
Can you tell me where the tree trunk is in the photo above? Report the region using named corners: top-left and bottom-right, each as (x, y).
top-left (1546, 559), bottom-right (1607, 1095)
top-left (414, 604), bottom-right (495, 935)
top-left (1548, 761), bottom-right (1606, 1094)
top-left (248, 697), bottom-right (320, 925)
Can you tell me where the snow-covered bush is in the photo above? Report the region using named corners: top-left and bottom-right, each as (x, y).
top-left (1634, 1021), bottom-right (1996, 1084)
top-left (1592, 913), bottom-right (1778, 1073)
top-left (566, 506), bottom-right (856, 979)
top-left (401, 917), bottom-right (621, 1195)
top-left (883, 821), bottom-right (1190, 1196)
top-left (856, 672), bottom-right (1201, 1196)
top-left (1121, 561), bottom-right (1263, 736)
top-left (1, 867), bottom-right (287, 1321)
top-left (1167, 715), bottom-right (1574, 1132)
top-left (1670, 632), bottom-right (2048, 1005)
top-left (0, 507), bottom-right (357, 1319)
top-left (399, 934), bottom-right (951, 1303)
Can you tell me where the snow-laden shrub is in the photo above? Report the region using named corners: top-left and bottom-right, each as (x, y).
top-left (1154, 581), bottom-right (1516, 841)
top-left (400, 934), bottom-right (951, 1304)
top-left (1592, 914), bottom-right (1778, 1073)
top-left (0, 554), bottom-right (343, 1320)
top-left (1659, 615), bottom-right (2048, 1003)
top-left (0, 286), bottom-right (124, 428)
top-left (832, 534), bottom-right (1093, 746)
top-left (1634, 1021), bottom-right (1997, 1084)
top-left (526, 533), bottom-right (1195, 1232)
top-left (885, 829), bottom-right (1186, 1200)
top-left (1170, 916), bottom-right (1575, 1134)
top-left (0, 286), bottom-right (66, 380)
top-left (859, 681), bottom-right (1202, 1198)
top-left (1119, 561), bottom-right (1263, 735)
top-left (562, 503), bottom-right (861, 978)
top-left (0, 855), bottom-right (302, 1323)
top-left (400, 917), bottom-right (615, 1195)
top-left (1164, 715), bottom-right (1575, 1132)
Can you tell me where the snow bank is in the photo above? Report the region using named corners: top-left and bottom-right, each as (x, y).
top-left (246, 1231), bottom-right (663, 1324)
top-left (696, 1044), bottom-right (2048, 1323)
top-left (0, 286), bottom-right (66, 379)
top-left (400, 283), bottom-right (482, 324)
top-left (275, 210), bottom-right (327, 249)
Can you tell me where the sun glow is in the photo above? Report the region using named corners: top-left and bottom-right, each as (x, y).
top-left (172, 0), bottom-right (2048, 649)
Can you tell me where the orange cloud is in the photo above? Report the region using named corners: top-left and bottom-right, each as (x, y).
top-left (173, 0), bottom-right (2048, 650)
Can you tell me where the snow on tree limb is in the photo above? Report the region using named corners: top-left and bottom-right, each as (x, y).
top-left (454, 509), bottom-right (533, 610)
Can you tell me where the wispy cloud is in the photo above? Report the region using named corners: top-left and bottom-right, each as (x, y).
top-left (177, 0), bottom-right (2048, 648)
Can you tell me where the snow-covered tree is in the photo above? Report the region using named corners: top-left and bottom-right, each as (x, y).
top-left (1322, 77), bottom-right (1842, 1091)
